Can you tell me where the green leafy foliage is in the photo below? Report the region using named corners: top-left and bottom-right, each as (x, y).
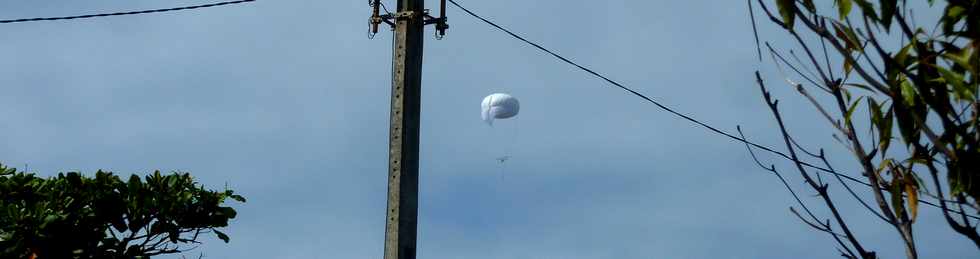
top-left (0, 164), bottom-right (244, 258)
top-left (761, 0), bottom-right (980, 249)
top-left (827, 0), bottom-right (980, 206)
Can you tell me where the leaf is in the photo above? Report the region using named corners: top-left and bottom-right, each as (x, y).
top-left (0, 165), bottom-right (15, 175)
top-left (845, 96), bottom-right (865, 125)
top-left (776, 0), bottom-right (796, 29)
top-left (214, 229), bottom-right (230, 243)
top-left (128, 175), bottom-right (142, 193)
top-left (41, 214), bottom-right (59, 228)
top-left (905, 177), bottom-right (919, 222)
top-left (837, 0), bottom-right (853, 19)
top-left (868, 99), bottom-right (887, 156)
top-left (947, 6), bottom-right (966, 18)
top-left (869, 99), bottom-right (882, 126)
top-left (942, 50), bottom-right (974, 72)
top-left (900, 79), bottom-right (917, 106)
top-left (890, 179), bottom-right (905, 219)
top-left (933, 65), bottom-right (971, 100)
top-left (166, 175), bottom-right (178, 188)
top-left (219, 207), bottom-right (238, 219)
top-left (879, 0), bottom-right (897, 30)
top-left (893, 102), bottom-right (920, 146)
top-left (879, 108), bottom-right (894, 156)
top-left (894, 42), bottom-right (915, 66)
top-left (230, 194), bottom-right (247, 203)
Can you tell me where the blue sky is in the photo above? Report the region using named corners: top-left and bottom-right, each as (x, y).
top-left (0, 0), bottom-right (975, 258)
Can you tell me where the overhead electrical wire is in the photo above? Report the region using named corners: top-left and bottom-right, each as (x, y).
top-left (0, 0), bottom-right (256, 24)
top-left (445, 0), bottom-right (978, 219)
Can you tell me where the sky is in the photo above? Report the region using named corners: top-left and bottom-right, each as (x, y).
top-left (0, 0), bottom-right (976, 258)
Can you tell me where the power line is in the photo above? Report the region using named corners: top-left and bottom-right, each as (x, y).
top-left (445, 0), bottom-right (979, 220)
top-left (0, 0), bottom-right (256, 24)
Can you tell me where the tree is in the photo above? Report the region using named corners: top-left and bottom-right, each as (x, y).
top-left (744, 0), bottom-right (978, 258)
top-left (0, 163), bottom-right (245, 258)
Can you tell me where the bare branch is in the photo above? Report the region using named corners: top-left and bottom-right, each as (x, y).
top-left (748, 0), bottom-right (763, 61)
top-left (818, 148), bottom-right (890, 222)
top-left (766, 42), bottom-right (829, 92)
top-left (926, 160), bottom-right (980, 248)
top-left (754, 71), bottom-right (876, 258)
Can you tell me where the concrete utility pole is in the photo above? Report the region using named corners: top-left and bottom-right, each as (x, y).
top-left (383, 0), bottom-right (423, 258)
top-left (371, 0), bottom-right (447, 258)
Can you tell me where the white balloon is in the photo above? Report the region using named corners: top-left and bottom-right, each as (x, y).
top-left (481, 93), bottom-right (519, 125)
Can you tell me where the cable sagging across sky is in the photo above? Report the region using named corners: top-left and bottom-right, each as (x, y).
top-left (0, 0), bottom-right (256, 24)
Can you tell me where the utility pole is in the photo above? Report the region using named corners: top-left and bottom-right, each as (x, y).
top-left (369, 1), bottom-right (447, 259)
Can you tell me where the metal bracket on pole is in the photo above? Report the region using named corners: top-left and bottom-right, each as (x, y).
top-left (434, 0), bottom-right (448, 39)
top-left (394, 10), bottom-right (420, 20)
top-left (368, 2), bottom-right (448, 39)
